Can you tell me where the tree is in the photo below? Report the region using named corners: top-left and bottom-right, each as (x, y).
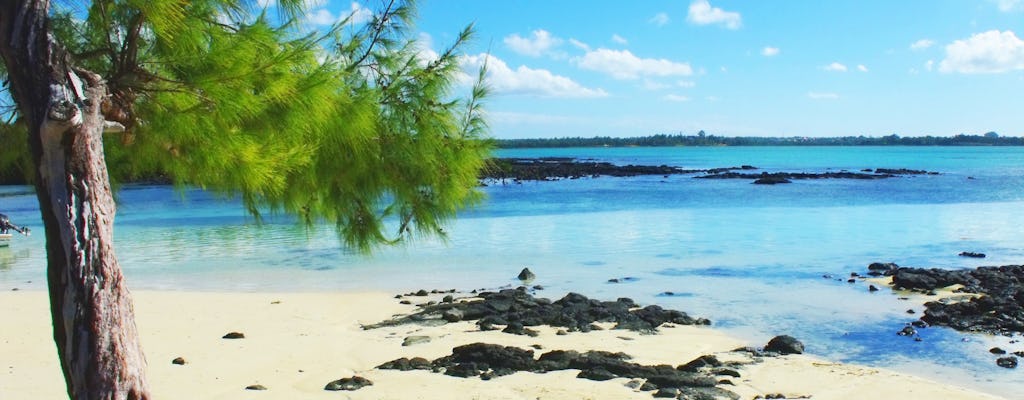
top-left (0, 1), bottom-right (489, 398)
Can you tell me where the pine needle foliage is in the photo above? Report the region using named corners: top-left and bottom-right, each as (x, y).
top-left (1, 0), bottom-right (490, 252)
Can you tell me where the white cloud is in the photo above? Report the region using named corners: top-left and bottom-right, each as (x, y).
top-left (857, 64), bottom-right (868, 72)
top-left (611, 34), bottom-right (628, 45)
top-left (461, 54), bottom-right (608, 98)
top-left (939, 30), bottom-right (1024, 73)
top-left (569, 38), bottom-right (591, 52)
top-left (577, 48), bottom-right (693, 80)
top-left (642, 80), bottom-right (669, 90)
top-left (677, 80), bottom-right (696, 88)
top-left (649, 12), bottom-right (670, 27)
top-left (504, 29), bottom-right (563, 57)
top-left (687, 0), bottom-right (742, 30)
top-left (306, 2), bottom-right (371, 26)
top-left (910, 39), bottom-right (935, 50)
top-left (925, 60), bottom-right (935, 71)
top-left (663, 94), bottom-right (691, 102)
top-left (807, 92), bottom-right (840, 100)
top-left (307, 8), bottom-right (336, 25)
top-left (257, 0), bottom-right (276, 7)
top-left (824, 62), bottom-right (848, 72)
top-left (762, 47), bottom-right (780, 57)
top-left (996, 0), bottom-right (1024, 12)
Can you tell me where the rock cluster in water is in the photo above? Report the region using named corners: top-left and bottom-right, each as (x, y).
top-left (480, 157), bottom-right (940, 185)
top-left (367, 287), bottom-right (710, 333)
top-left (868, 263), bottom-right (1024, 335)
top-left (481, 157), bottom-right (755, 182)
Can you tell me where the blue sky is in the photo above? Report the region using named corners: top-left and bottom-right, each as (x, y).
top-left (304, 1), bottom-right (1024, 139)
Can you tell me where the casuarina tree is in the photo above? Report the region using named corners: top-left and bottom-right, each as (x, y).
top-left (0, 0), bottom-right (489, 398)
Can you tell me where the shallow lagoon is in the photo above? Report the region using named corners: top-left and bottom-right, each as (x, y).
top-left (3, 146), bottom-right (1024, 397)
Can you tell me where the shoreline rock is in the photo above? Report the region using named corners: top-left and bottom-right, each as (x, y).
top-left (365, 287), bottom-right (711, 334)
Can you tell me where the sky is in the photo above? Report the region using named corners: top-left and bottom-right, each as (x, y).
top-left (300, 0), bottom-right (1024, 139)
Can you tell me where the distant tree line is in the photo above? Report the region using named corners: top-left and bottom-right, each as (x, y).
top-left (496, 131), bottom-right (1024, 148)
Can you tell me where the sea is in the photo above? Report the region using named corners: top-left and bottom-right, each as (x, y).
top-left (3, 146), bottom-right (1024, 397)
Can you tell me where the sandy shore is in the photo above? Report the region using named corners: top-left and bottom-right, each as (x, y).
top-left (0, 289), bottom-right (1005, 400)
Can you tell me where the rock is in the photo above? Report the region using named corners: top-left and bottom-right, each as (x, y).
top-left (753, 176), bottom-right (791, 185)
top-left (171, 357), bottom-right (186, 365)
top-left (990, 347), bottom-right (1007, 355)
top-left (414, 289), bottom-right (429, 296)
top-left (556, 329), bottom-right (568, 336)
top-left (678, 355), bottom-right (722, 372)
top-left (517, 268), bottom-right (536, 281)
top-left (898, 326), bottom-right (917, 336)
top-left (869, 285), bottom-right (879, 292)
top-left (653, 387), bottom-right (680, 398)
top-left (324, 376), bottom-right (373, 391)
top-left (442, 295), bottom-right (454, 303)
top-left (399, 300), bottom-right (412, 305)
top-left (577, 367), bottom-right (616, 381)
top-left (377, 357), bottom-right (432, 371)
top-left (402, 336), bottom-right (431, 346)
top-left (846, 278), bottom-right (856, 284)
top-left (764, 335), bottom-right (804, 355)
top-left (997, 356), bottom-right (1018, 369)
top-left (364, 288), bottom-right (711, 335)
top-left (222, 332), bottom-right (245, 339)
top-left (245, 384), bottom-right (267, 390)
top-left (959, 252), bottom-right (986, 258)
top-left (443, 309), bottom-right (464, 323)
top-left (867, 262), bottom-right (899, 276)
top-left (502, 322), bottom-right (539, 337)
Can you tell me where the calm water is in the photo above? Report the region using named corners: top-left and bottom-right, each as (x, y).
top-left (3, 146), bottom-right (1024, 397)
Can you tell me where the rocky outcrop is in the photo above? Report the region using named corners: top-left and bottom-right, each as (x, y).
top-left (324, 376), bottom-right (373, 391)
top-left (879, 265), bottom-right (1024, 335)
top-left (378, 342), bottom-right (738, 398)
top-left (366, 287), bottom-right (711, 334)
top-left (698, 168), bottom-right (938, 182)
top-left (763, 335), bottom-right (804, 355)
top-left (482, 158), bottom-right (716, 181)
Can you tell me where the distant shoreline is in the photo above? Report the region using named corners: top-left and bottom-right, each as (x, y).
top-left (495, 133), bottom-right (1024, 148)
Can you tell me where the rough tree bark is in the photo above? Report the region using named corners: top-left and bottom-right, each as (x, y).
top-left (0, 1), bottom-right (151, 399)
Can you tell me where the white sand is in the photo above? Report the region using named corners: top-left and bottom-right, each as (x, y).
top-left (0, 290), bottom-right (1005, 399)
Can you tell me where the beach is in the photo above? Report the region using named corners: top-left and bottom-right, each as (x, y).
top-left (0, 289), bottom-right (1004, 400)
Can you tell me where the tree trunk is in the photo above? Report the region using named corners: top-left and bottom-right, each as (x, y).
top-left (0, 2), bottom-right (150, 399)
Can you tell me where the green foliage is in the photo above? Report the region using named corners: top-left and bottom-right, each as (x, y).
top-left (1, 0), bottom-right (490, 252)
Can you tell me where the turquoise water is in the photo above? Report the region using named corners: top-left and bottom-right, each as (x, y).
top-left (3, 146), bottom-right (1024, 397)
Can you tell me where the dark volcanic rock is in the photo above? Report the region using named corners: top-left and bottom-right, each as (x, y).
top-left (867, 262), bottom-right (899, 276)
top-left (382, 342), bottom-right (731, 396)
top-left (366, 287), bottom-right (711, 334)
top-left (677, 355), bottom-right (722, 372)
top-left (959, 251), bottom-right (986, 258)
top-left (517, 267), bottom-right (536, 281)
top-left (171, 357), bottom-right (186, 365)
top-left (482, 158), bottom-right (754, 182)
top-left (889, 265), bottom-right (1024, 335)
top-left (997, 356), bottom-right (1018, 369)
top-left (753, 176), bottom-right (791, 185)
top-left (324, 376), bottom-right (373, 391)
top-left (222, 332), bottom-right (245, 339)
top-left (891, 268), bottom-right (970, 291)
top-left (764, 335), bottom-right (804, 355)
top-left (245, 384), bottom-right (267, 390)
